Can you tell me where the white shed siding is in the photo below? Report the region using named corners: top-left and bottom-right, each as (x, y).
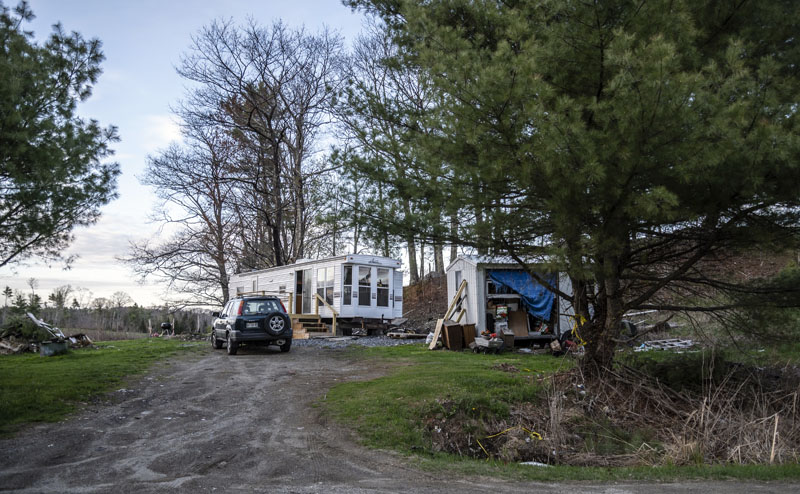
top-left (446, 258), bottom-right (467, 301)
top-left (446, 258), bottom-right (477, 327)
top-left (473, 265), bottom-right (485, 332)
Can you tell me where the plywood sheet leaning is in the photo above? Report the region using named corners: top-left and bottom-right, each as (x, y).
top-left (428, 318), bottom-right (445, 350)
top-left (508, 310), bottom-right (529, 337)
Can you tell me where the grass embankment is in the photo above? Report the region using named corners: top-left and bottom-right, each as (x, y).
top-left (325, 344), bottom-right (567, 453)
top-left (324, 343), bottom-right (800, 481)
top-left (0, 339), bottom-right (203, 435)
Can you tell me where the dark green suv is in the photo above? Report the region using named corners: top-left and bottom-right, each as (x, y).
top-left (211, 295), bottom-right (292, 355)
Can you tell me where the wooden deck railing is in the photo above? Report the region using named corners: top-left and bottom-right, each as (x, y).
top-left (314, 293), bottom-right (338, 335)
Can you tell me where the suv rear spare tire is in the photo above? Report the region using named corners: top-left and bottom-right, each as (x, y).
top-left (266, 314), bottom-right (288, 336)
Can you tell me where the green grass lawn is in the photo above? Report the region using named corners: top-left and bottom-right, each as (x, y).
top-left (325, 344), bottom-right (567, 453)
top-left (324, 344), bottom-right (800, 481)
top-left (0, 339), bottom-right (204, 435)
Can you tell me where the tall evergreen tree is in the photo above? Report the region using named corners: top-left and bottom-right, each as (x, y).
top-left (335, 19), bottom-right (447, 281)
top-left (347, 0), bottom-right (800, 371)
top-left (0, 1), bottom-right (119, 268)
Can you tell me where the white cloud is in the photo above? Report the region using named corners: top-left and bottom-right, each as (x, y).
top-left (141, 114), bottom-right (183, 153)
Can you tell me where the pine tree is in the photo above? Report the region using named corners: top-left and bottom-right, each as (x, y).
top-left (0, 2), bottom-right (119, 268)
top-left (347, 0), bottom-right (800, 372)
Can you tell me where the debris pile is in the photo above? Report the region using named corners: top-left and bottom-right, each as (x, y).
top-left (0, 313), bottom-right (93, 356)
top-left (425, 360), bottom-right (800, 466)
top-left (0, 334), bottom-right (32, 354)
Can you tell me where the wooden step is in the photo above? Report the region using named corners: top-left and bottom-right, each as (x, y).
top-left (291, 315), bottom-right (321, 322)
top-left (292, 322), bottom-right (329, 331)
top-left (306, 332), bottom-right (336, 339)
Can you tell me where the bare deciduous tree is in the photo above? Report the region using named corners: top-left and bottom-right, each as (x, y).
top-left (177, 19), bottom-right (344, 269)
top-left (123, 126), bottom-right (237, 307)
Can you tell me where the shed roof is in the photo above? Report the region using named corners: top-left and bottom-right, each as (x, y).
top-left (445, 254), bottom-right (547, 273)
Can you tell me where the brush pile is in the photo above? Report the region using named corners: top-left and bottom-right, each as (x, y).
top-left (0, 313), bottom-right (93, 355)
top-left (426, 354), bottom-right (800, 466)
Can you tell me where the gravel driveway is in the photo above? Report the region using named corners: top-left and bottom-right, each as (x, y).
top-left (0, 345), bottom-right (796, 493)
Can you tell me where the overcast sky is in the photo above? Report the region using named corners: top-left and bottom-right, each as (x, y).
top-left (0, 0), bottom-right (365, 307)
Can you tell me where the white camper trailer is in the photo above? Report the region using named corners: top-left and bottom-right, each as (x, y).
top-left (229, 254), bottom-right (403, 334)
top-left (445, 255), bottom-right (573, 345)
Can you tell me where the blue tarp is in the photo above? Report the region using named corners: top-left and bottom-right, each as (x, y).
top-left (487, 270), bottom-right (556, 320)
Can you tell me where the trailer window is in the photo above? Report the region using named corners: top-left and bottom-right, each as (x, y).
top-left (317, 267), bottom-right (334, 306)
top-left (358, 267), bottom-right (371, 306)
top-left (377, 268), bottom-right (389, 307)
top-left (343, 266), bottom-right (352, 305)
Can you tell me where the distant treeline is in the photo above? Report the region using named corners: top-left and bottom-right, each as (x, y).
top-left (0, 305), bottom-right (213, 334)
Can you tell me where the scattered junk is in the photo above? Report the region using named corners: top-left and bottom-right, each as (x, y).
top-left (441, 256), bottom-right (574, 353)
top-left (27, 312), bottom-right (66, 339)
top-left (472, 336), bottom-right (504, 354)
top-left (635, 338), bottom-right (694, 352)
top-left (0, 313), bottom-right (93, 356)
top-left (67, 334), bottom-right (94, 348)
top-left (426, 279), bottom-right (524, 354)
top-left (386, 328), bottom-right (426, 339)
top-left (0, 336), bottom-right (28, 355)
top-left (28, 312), bottom-right (69, 356)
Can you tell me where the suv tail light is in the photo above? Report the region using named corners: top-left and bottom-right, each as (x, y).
top-left (237, 300), bottom-right (245, 316)
top-left (278, 299), bottom-right (287, 313)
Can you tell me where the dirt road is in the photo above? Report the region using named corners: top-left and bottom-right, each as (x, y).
top-left (0, 346), bottom-right (796, 493)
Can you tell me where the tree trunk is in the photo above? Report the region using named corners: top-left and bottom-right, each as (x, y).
top-left (581, 257), bottom-right (623, 375)
top-left (449, 214), bottom-right (458, 262)
top-left (475, 209), bottom-right (487, 255)
top-left (271, 148), bottom-right (285, 266)
top-left (419, 241), bottom-right (426, 279)
top-left (407, 237), bottom-right (419, 284)
top-left (433, 243), bottom-right (444, 275)
top-left (292, 150), bottom-right (305, 262)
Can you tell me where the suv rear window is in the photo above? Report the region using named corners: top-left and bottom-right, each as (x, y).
top-left (241, 299), bottom-right (282, 315)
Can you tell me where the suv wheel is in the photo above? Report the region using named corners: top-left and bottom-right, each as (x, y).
top-left (266, 314), bottom-right (287, 335)
top-left (211, 332), bottom-right (223, 349)
top-left (227, 335), bottom-right (238, 355)
top-left (280, 339), bottom-right (292, 353)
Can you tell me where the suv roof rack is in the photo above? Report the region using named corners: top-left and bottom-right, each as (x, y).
top-left (236, 290), bottom-right (281, 297)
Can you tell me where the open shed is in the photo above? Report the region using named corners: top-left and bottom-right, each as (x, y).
top-left (445, 255), bottom-right (573, 344)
